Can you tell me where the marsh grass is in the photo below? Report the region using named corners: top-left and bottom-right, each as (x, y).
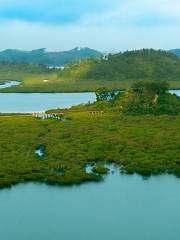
top-left (0, 113), bottom-right (179, 188)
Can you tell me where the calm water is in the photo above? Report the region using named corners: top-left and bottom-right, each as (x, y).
top-left (0, 90), bottom-right (179, 113)
top-left (1, 169), bottom-right (180, 240)
top-left (0, 93), bottom-right (96, 112)
top-left (0, 90), bottom-right (180, 239)
top-left (0, 80), bottom-right (21, 89)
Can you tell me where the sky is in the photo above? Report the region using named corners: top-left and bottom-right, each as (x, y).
top-left (0, 0), bottom-right (180, 52)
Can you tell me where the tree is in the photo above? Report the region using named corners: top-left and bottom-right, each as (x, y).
top-left (131, 81), bottom-right (169, 95)
top-left (95, 88), bottom-right (117, 101)
top-left (95, 88), bottom-right (109, 101)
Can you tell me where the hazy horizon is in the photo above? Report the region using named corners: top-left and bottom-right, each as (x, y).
top-left (0, 47), bottom-right (178, 54)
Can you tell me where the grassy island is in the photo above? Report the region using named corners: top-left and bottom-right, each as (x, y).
top-left (0, 81), bottom-right (179, 189)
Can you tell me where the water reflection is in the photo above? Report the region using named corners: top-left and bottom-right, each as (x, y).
top-left (1, 171), bottom-right (180, 240)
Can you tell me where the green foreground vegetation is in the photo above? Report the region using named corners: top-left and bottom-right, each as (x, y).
top-left (0, 81), bottom-right (179, 189)
top-left (0, 113), bottom-right (179, 189)
top-left (1, 49), bottom-right (180, 92)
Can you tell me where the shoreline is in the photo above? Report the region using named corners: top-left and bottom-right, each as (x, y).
top-left (0, 87), bottom-right (180, 94)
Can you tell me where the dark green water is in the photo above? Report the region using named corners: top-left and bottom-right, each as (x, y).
top-left (1, 168), bottom-right (180, 240)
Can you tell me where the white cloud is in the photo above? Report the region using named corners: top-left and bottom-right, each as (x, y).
top-left (80, 0), bottom-right (180, 27)
top-left (0, 0), bottom-right (180, 51)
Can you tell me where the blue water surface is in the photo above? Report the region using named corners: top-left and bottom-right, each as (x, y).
top-left (0, 93), bottom-right (96, 112)
top-left (0, 169), bottom-right (180, 240)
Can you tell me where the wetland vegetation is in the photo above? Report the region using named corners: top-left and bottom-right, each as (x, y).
top-left (0, 81), bottom-right (179, 189)
top-left (0, 113), bottom-right (179, 189)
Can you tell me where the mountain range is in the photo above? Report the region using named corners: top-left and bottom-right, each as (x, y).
top-left (0, 47), bottom-right (102, 66)
top-left (0, 47), bottom-right (180, 68)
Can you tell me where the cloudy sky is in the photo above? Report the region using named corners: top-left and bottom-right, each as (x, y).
top-left (0, 0), bottom-right (180, 51)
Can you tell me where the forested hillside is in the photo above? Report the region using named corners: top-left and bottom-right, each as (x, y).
top-left (58, 49), bottom-right (180, 82)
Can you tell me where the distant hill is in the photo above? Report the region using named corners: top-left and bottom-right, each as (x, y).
top-left (169, 49), bottom-right (180, 57)
top-left (0, 48), bottom-right (102, 66)
top-left (59, 49), bottom-right (180, 82)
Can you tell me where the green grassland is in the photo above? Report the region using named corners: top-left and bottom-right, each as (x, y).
top-left (1, 77), bottom-right (180, 93)
top-left (0, 63), bottom-right (59, 92)
top-left (0, 77), bottom-right (137, 93)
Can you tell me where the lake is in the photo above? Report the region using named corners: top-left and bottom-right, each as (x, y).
top-left (0, 89), bottom-right (180, 239)
top-left (1, 168), bottom-right (180, 240)
top-left (0, 90), bottom-right (179, 113)
top-left (0, 93), bottom-right (96, 113)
